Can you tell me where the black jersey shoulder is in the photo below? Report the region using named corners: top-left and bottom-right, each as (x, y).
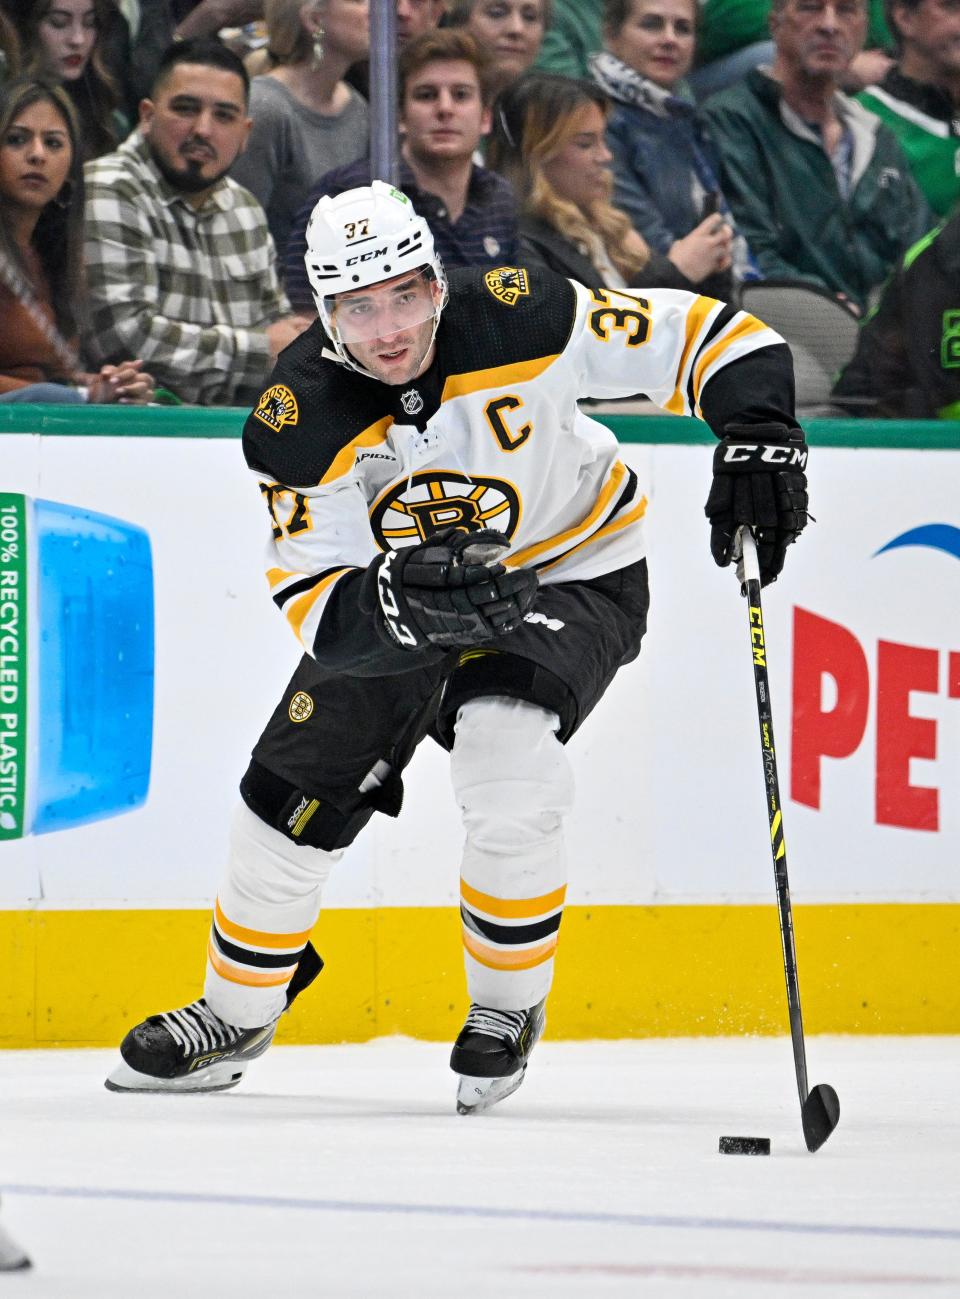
top-left (437, 265), bottom-right (578, 378)
top-left (243, 320), bottom-right (394, 487)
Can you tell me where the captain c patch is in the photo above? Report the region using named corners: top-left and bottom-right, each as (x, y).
top-left (484, 267), bottom-right (529, 307)
top-left (254, 384), bottom-right (299, 431)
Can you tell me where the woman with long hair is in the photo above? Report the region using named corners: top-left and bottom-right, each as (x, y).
top-left (14, 0), bottom-right (126, 162)
top-left (446, 0), bottom-right (551, 100)
top-left (0, 77), bottom-right (150, 402)
top-left (589, 0), bottom-right (752, 298)
top-left (230, 0), bottom-right (370, 262)
top-left (487, 73), bottom-right (702, 290)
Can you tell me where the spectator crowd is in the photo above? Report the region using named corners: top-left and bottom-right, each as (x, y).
top-left (0, 0), bottom-right (957, 416)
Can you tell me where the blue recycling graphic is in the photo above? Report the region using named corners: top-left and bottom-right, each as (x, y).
top-left (874, 523), bottom-right (960, 561)
top-left (0, 495), bottom-right (154, 841)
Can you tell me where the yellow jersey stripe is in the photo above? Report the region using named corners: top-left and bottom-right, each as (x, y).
top-left (207, 939), bottom-right (297, 988)
top-left (460, 879), bottom-right (567, 919)
top-left (536, 494), bottom-right (648, 575)
top-left (505, 460), bottom-right (627, 568)
top-left (319, 416), bottom-right (393, 486)
top-left (441, 354), bottom-right (559, 402)
top-left (214, 899), bottom-right (312, 951)
top-left (665, 295), bottom-right (719, 415)
top-left (286, 568), bottom-right (351, 644)
top-left (266, 567), bottom-right (298, 590)
top-left (692, 315), bottom-right (767, 411)
top-left (462, 929), bottom-right (559, 971)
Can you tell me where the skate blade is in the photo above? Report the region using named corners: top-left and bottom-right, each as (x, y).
top-left (104, 1056), bottom-right (247, 1094)
top-left (456, 1067), bottom-right (526, 1115)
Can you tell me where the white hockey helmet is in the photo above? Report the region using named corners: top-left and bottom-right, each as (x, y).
top-left (304, 180), bottom-right (448, 377)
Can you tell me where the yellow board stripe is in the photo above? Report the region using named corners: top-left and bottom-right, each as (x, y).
top-left (664, 295), bottom-right (719, 414)
top-left (536, 494), bottom-right (648, 575)
top-left (441, 354), bottom-right (558, 403)
top-left (207, 939), bottom-right (296, 988)
top-left (320, 416), bottom-right (393, 486)
top-left (506, 461), bottom-right (627, 569)
top-left (214, 899), bottom-right (312, 951)
top-left (692, 316), bottom-right (767, 410)
top-left (460, 879), bottom-right (566, 919)
top-left (286, 568), bottom-right (351, 644)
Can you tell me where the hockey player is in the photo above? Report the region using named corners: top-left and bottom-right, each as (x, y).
top-left (106, 181), bottom-right (808, 1113)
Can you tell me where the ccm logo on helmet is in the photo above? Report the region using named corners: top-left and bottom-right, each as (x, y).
top-left (346, 248), bottom-right (388, 266)
top-left (723, 444), bottom-right (808, 468)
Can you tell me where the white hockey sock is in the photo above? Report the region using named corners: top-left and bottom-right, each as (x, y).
top-left (451, 697), bottom-right (573, 1012)
top-left (204, 801), bottom-right (341, 1028)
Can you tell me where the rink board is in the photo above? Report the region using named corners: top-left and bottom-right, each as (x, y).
top-left (0, 408), bottom-right (958, 1045)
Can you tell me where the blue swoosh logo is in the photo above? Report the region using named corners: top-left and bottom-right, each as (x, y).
top-left (874, 524), bottom-right (960, 560)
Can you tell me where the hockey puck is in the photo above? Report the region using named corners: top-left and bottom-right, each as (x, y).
top-left (719, 1135), bottom-right (771, 1156)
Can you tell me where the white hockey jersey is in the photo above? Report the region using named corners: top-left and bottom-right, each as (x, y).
top-left (243, 265), bottom-right (793, 672)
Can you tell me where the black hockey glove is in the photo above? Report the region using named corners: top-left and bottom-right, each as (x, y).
top-left (371, 527), bottom-right (538, 651)
top-left (705, 423), bottom-right (809, 586)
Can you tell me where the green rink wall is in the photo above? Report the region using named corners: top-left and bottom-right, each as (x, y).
top-left (1, 407), bottom-right (957, 1045)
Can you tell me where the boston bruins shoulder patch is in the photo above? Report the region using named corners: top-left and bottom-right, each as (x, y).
top-left (254, 384), bottom-right (299, 432)
top-left (484, 266), bottom-right (530, 307)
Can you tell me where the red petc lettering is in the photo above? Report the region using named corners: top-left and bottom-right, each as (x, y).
top-left (791, 608), bottom-right (954, 832)
top-left (791, 608), bottom-right (869, 810)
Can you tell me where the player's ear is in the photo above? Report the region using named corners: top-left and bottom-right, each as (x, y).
top-left (138, 97), bottom-right (155, 134)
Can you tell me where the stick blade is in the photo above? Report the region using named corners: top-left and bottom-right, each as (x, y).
top-left (802, 1083), bottom-right (840, 1151)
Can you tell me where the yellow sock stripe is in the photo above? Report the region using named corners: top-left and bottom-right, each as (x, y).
top-left (462, 928), bottom-right (559, 971)
top-left (207, 939), bottom-right (297, 988)
top-left (664, 295), bottom-right (719, 414)
top-left (460, 879), bottom-right (566, 920)
top-left (214, 899), bottom-right (312, 951)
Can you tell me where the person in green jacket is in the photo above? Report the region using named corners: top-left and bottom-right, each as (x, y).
top-left (857, 0), bottom-right (960, 217)
top-left (701, 0), bottom-right (930, 313)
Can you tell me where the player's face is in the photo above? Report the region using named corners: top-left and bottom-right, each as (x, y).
top-left (604, 0), bottom-right (696, 88)
top-left (139, 64), bottom-right (251, 201)
top-left (37, 0), bottom-right (97, 82)
top-left (540, 102), bottom-right (613, 212)
top-left (0, 99), bottom-right (73, 216)
top-left (466, 0), bottom-right (546, 81)
top-left (892, 0), bottom-right (960, 77)
top-left (770, 0), bottom-right (867, 79)
top-left (333, 270), bottom-right (441, 384)
top-left (396, 0), bottom-right (445, 44)
top-left (401, 59), bottom-right (491, 164)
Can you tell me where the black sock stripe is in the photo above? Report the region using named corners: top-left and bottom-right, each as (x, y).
top-left (460, 905), bottom-right (562, 946)
top-left (212, 926), bottom-right (304, 970)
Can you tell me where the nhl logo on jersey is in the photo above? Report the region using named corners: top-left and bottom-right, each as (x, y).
top-left (288, 691), bottom-right (314, 723)
top-left (254, 384), bottom-right (299, 432)
top-left (400, 388), bottom-right (424, 416)
top-left (484, 266), bottom-right (529, 307)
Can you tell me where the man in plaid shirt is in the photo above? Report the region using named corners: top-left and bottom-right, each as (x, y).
top-left (83, 38), bottom-right (310, 406)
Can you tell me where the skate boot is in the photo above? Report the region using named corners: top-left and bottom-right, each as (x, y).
top-left (105, 943), bottom-right (322, 1093)
top-left (451, 999), bottom-right (545, 1115)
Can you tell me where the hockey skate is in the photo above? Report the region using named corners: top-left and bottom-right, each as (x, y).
top-left (450, 1000), bottom-right (545, 1115)
top-left (105, 943), bottom-right (322, 1094)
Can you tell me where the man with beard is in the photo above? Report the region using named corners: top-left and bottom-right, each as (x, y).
top-left (83, 38), bottom-right (311, 405)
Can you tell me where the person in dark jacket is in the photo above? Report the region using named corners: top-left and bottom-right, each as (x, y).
top-left (487, 72), bottom-right (705, 291)
top-left (588, 0), bottom-right (752, 300)
top-left (702, 0), bottom-right (930, 313)
top-left (833, 210), bottom-right (960, 417)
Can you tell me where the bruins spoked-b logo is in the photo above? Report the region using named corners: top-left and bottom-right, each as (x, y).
top-left (370, 470), bottom-right (521, 550)
top-left (288, 691), bottom-right (314, 723)
top-left (254, 384), bottom-right (299, 432)
top-left (484, 266), bottom-right (529, 307)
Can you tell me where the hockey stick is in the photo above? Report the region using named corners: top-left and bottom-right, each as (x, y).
top-left (737, 527), bottom-right (840, 1152)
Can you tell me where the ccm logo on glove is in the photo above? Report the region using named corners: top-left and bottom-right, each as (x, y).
top-left (722, 443), bottom-right (808, 468)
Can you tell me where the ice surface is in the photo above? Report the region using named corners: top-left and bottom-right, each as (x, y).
top-left (0, 1036), bottom-right (958, 1297)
